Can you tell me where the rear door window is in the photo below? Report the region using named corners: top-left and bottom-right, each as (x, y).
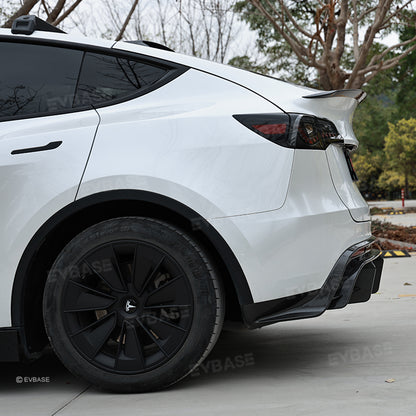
top-left (0, 42), bottom-right (83, 120)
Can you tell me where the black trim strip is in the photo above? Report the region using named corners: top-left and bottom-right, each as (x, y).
top-left (11, 141), bottom-right (62, 155)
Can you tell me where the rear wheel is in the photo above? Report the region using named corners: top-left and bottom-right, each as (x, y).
top-left (43, 217), bottom-right (224, 392)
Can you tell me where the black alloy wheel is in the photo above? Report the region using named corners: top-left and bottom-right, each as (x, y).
top-left (43, 217), bottom-right (224, 392)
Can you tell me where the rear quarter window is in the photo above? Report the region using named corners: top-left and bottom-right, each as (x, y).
top-left (74, 52), bottom-right (170, 107)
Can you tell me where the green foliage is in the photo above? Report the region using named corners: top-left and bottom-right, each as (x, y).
top-left (227, 55), bottom-right (270, 74)
top-left (395, 21), bottom-right (416, 119)
top-left (353, 93), bottom-right (396, 154)
top-left (352, 150), bottom-right (384, 197)
top-left (234, 1), bottom-right (416, 90)
top-left (234, 1), bottom-right (318, 86)
top-left (378, 118), bottom-right (416, 194)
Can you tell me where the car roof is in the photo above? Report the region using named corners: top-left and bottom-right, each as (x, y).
top-left (0, 27), bottom-right (116, 49)
top-left (0, 27), bottom-right (252, 78)
top-left (0, 27), bottom-right (320, 113)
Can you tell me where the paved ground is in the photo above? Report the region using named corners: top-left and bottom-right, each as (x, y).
top-left (372, 213), bottom-right (416, 227)
top-left (369, 199), bottom-right (416, 226)
top-left (368, 199), bottom-right (416, 209)
top-left (1, 255), bottom-right (416, 416)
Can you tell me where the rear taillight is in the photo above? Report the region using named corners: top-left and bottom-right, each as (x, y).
top-left (233, 113), bottom-right (343, 150)
top-left (232, 113), bottom-right (291, 148)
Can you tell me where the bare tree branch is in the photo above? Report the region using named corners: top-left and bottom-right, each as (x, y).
top-left (46, 0), bottom-right (66, 23)
top-left (362, 40), bottom-right (416, 76)
top-left (249, 0), bottom-right (325, 69)
top-left (366, 35), bottom-right (416, 70)
top-left (2, 0), bottom-right (40, 28)
top-left (41, 0), bottom-right (50, 17)
top-left (115, 0), bottom-right (139, 41)
top-left (357, 5), bottom-right (378, 21)
top-left (278, 0), bottom-right (315, 40)
top-left (381, 0), bottom-right (413, 28)
top-left (346, 0), bottom-right (394, 88)
top-left (53, 0), bottom-right (83, 26)
top-left (335, 0), bottom-right (349, 61)
top-left (241, 1), bottom-right (416, 89)
top-left (351, 0), bottom-right (363, 61)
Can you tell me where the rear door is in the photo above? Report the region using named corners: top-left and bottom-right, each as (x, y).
top-left (0, 40), bottom-right (99, 327)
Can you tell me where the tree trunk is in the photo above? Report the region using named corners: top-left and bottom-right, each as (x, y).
top-left (318, 58), bottom-right (348, 90)
top-left (116, 0), bottom-right (139, 41)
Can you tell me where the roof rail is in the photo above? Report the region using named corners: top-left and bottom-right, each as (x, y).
top-left (11, 15), bottom-right (65, 35)
top-left (126, 40), bottom-right (174, 52)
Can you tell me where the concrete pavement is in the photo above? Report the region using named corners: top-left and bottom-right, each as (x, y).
top-left (1, 255), bottom-right (416, 416)
top-left (372, 213), bottom-right (416, 227)
top-left (368, 200), bottom-right (416, 209)
top-left (369, 199), bottom-right (416, 226)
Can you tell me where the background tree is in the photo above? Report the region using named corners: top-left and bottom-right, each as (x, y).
top-left (1, 0), bottom-right (245, 63)
top-left (113, 0), bottom-right (240, 62)
top-left (235, 0), bottom-right (416, 90)
top-left (395, 16), bottom-right (416, 119)
top-left (352, 151), bottom-right (385, 199)
top-left (378, 118), bottom-right (416, 197)
top-left (352, 14), bottom-right (416, 198)
top-left (1, 0), bottom-right (85, 28)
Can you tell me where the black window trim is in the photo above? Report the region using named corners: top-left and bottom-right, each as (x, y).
top-left (0, 35), bottom-right (189, 123)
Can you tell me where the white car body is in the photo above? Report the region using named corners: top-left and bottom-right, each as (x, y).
top-left (0, 17), bottom-right (382, 389)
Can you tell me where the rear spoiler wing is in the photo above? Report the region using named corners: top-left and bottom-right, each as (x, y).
top-left (300, 89), bottom-right (366, 150)
top-left (303, 89), bottom-right (366, 104)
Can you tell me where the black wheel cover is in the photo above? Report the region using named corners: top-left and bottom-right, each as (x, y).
top-left (61, 240), bottom-right (194, 374)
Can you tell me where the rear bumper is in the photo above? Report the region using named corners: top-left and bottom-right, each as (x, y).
top-left (243, 237), bottom-right (383, 328)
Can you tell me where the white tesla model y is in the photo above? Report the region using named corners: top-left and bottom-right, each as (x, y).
top-left (0, 16), bottom-right (383, 392)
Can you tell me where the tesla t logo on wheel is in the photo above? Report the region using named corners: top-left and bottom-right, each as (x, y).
top-left (125, 299), bottom-right (137, 313)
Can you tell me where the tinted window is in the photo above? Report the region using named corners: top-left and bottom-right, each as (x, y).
top-left (0, 42), bottom-right (82, 119)
top-left (74, 52), bottom-right (169, 107)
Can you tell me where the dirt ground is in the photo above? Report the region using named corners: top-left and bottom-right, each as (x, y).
top-left (372, 219), bottom-right (416, 250)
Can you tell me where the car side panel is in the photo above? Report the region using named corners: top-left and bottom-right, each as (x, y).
top-left (0, 111), bottom-right (99, 326)
top-left (210, 149), bottom-right (371, 302)
top-left (77, 69), bottom-right (295, 218)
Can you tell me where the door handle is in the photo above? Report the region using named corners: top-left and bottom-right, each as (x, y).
top-left (11, 141), bottom-right (62, 155)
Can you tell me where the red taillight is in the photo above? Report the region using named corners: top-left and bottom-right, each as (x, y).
top-left (298, 119), bottom-right (320, 145)
top-left (252, 123), bottom-right (287, 135)
top-left (295, 115), bottom-right (341, 150)
top-left (233, 113), bottom-right (343, 150)
top-left (233, 113), bottom-right (291, 147)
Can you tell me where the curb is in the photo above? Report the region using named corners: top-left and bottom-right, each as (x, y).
top-left (382, 250), bottom-right (411, 258)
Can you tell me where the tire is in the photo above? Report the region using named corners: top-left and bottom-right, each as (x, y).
top-left (43, 217), bottom-right (224, 392)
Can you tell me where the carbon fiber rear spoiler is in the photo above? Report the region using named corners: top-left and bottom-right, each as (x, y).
top-left (303, 89), bottom-right (366, 103)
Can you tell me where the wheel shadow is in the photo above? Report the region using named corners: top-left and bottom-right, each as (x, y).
top-left (179, 321), bottom-right (389, 389)
top-left (0, 321), bottom-right (386, 393)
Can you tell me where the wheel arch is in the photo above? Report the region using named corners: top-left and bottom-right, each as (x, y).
top-left (12, 190), bottom-right (252, 357)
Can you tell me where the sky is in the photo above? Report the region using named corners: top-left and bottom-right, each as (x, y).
top-left (0, 0), bottom-right (410, 69)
